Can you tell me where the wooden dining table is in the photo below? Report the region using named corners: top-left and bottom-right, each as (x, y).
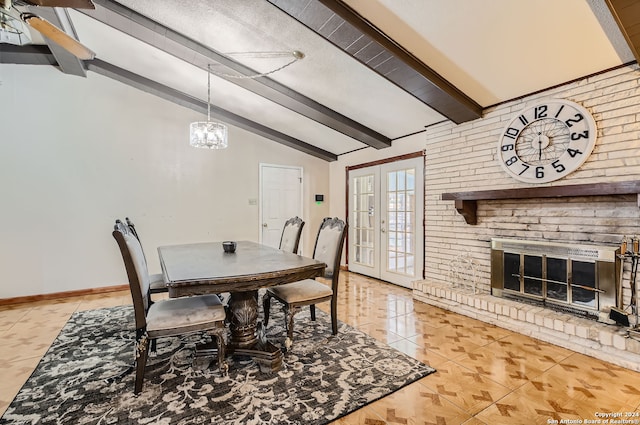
top-left (157, 240), bottom-right (326, 372)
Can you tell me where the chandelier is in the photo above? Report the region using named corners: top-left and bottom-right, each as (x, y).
top-left (190, 64), bottom-right (228, 149)
top-left (189, 51), bottom-right (304, 150)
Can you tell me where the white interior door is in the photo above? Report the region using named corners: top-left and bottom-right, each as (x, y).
top-left (348, 157), bottom-right (424, 288)
top-left (260, 164), bottom-right (303, 251)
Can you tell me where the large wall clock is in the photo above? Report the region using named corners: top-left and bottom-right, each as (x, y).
top-left (497, 99), bottom-right (597, 183)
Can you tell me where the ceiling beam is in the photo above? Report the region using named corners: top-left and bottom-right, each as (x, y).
top-left (87, 59), bottom-right (338, 162)
top-left (0, 44), bottom-right (58, 65)
top-left (0, 45), bottom-right (336, 161)
top-left (268, 0), bottom-right (483, 124)
top-left (26, 6), bottom-right (87, 76)
top-left (79, 0), bottom-right (391, 150)
top-left (605, 0), bottom-right (640, 63)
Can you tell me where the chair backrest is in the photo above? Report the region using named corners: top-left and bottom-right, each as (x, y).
top-left (125, 217), bottom-right (141, 240)
top-left (125, 217), bottom-right (148, 260)
top-left (112, 219), bottom-right (151, 330)
top-left (279, 216), bottom-right (305, 254)
top-left (312, 217), bottom-right (347, 289)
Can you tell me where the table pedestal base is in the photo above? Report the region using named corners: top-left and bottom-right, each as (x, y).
top-left (195, 290), bottom-right (283, 373)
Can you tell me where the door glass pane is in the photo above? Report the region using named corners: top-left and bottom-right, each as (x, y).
top-left (405, 212), bottom-right (413, 232)
top-left (388, 212), bottom-right (396, 231)
top-left (388, 193), bottom-right (396, 211)
top-left (397, 170), bottom-right (406, 190)
top-left (388, 251), bottom-right (396, 270)
top-left (406, 254), bottom-right (414, 275)
top-left (352, 174), bottom-right (375, 267)
top-left (407, 191), bottom-right (415, 211)
top-left (406, 233), bottom-right (414, 254)
top-left (397, 211), bottom-right (405, 231)
top-left (385, 167), bottom-right (417, 276)
top-left (397, 193), bottom-right (405, 211)
top-left (407, 169), bottom-right (415, 190)
top-left (397, 253), bottom-right (405, 271)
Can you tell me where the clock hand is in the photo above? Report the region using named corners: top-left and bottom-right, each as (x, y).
top-left (538, 135), bottom-right (542, 160)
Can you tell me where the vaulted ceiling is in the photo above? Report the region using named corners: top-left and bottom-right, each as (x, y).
top-left (1, 0), bottom-right (638, 161)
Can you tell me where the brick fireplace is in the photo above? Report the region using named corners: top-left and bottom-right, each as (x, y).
top-left (413, 65), bottom-right (640, 370)
top-left (414, 184), bottom-right (640, 371)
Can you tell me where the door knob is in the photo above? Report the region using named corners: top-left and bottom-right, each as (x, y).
top-left (262, 223), bottom-right (268, 227)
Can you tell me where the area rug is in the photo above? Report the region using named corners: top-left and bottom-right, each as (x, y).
top-left (1, 305), bottom-right (435, 424)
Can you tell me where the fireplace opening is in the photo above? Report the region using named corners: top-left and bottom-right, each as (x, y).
top-left (491, 238), bottom-right (620, 319)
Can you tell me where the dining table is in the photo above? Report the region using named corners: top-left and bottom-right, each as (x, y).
top-left (157, 240), bottom-right (326, 372)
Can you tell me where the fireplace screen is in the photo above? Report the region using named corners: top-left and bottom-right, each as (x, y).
top-left (491, 238), bottom-right (620, 317)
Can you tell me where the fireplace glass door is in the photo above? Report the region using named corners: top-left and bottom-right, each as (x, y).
top-left (571, 260), bottom-right (596, 308)
top-left (501, 253), bottom-right (597, 309)
top-left (546, 257), bottom-right (567, 302)
top-left (524, 255), bottom-right (543, 296)
top-left (491, 238), bottom-right (619, 317)
top-left (503, 252), bottom-right (520, 292)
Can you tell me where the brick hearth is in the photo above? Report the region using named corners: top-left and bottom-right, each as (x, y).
top-left (413, 280), bottom-right (640, 372)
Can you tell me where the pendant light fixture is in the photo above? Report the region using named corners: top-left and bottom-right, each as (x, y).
top-left (188, 51), bottom-right (304, 150)
top-left (189, 64), bottom-right (228, 149)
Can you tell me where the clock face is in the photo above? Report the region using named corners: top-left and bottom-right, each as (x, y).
top-left (497, 99), bottom-right (596, 183)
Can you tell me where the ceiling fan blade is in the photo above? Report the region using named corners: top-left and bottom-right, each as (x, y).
top-left (21, 12), bottom-right (95, 59)
top-left (21, 0), bottom-right (94, 9)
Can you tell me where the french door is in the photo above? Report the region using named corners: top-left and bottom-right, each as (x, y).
top-left (348, 156), bottom-right (424, 288)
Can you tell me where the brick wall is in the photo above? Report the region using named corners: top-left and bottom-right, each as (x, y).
top-left (419, 64), bottom-right (640, 304)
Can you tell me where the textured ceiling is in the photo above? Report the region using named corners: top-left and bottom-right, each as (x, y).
top-left (1, 0), bottom-right (636, 160)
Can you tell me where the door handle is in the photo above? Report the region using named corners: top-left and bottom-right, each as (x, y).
top-left (381, 228), bottom-right (386, 233)
top-left (262, 223), bottom-right (268, 228)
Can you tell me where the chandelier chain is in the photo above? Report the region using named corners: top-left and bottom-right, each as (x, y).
top-left (207, 63), bottom-right (211, 121)
top-left (208, 50), bottom-right (304, 80)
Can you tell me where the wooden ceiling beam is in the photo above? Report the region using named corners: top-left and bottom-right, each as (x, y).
top-left (81, 0), bottom-right (391, 150)
top-left (0, 44), bottom-right (58, 65)
top-left (87, 59), bottom-right (338, 161)
top-left (268, 0), bottom-right (483, 124)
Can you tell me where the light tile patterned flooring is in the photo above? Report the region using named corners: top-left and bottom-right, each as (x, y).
top-left (2, 271), bottom-right (640, 424)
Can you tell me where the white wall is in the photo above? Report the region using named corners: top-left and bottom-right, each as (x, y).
top-left (0, 64), bottom-right (330, 298)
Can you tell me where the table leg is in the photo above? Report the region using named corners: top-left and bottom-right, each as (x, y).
top-left (225, 290), bottom-right (283, 372)
top-left (228, 290), bottom-right (260, 347)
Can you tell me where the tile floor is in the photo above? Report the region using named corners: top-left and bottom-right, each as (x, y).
top-left (2, 272), bottom-right (640, 424)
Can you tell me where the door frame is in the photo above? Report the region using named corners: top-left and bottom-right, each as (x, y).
top-left (345, 150), bottom-right (425, 280)
top-left (259, 163), bottom-right (304, 247)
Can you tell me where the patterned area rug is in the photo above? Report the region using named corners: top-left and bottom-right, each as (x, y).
top-left (1, 305), bottom-right (434, 424)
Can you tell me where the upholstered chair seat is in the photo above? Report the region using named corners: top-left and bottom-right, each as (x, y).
top-left (146, 294), bottom-right (226, 337)
top-left (266, 280), bottom-right (332, 304)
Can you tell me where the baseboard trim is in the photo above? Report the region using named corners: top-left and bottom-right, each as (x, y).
top-left (0, 284), bottom-right (129, 306)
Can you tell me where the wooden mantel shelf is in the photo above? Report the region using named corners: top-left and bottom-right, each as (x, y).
top-left (441, 181), bottom-right (640, 225)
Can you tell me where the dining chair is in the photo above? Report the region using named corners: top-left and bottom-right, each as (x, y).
top-left (112, 220), bottom-right (228, 394)
top-left (279, 216), bottom-right (305, 254)
top-left (263, 217), bottom-right (347, 349)
top-left (125, 217), bottom-right (167, 294)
